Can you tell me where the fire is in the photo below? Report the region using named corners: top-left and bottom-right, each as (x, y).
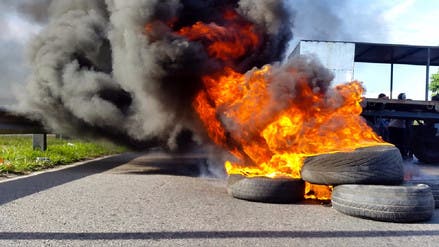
top-left (305, 183), bottom-right (333, 201)
top-left (146, 8), bottom-right (386, 200)
top-left (193, 63), bottom-right (386, 200)
top-left (176, 10), bottom-right (260, 61)
top-left (197, 66), bottom-right (385, 200)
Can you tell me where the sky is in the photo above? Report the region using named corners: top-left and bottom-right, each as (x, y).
top-left (351, 0), bottom-right (439, 100)
top-left (1, 0), bottom-right (439, 105)
top-left (0, 1), bottom-right (42, 105)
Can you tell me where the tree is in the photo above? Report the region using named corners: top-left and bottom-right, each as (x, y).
top-left (430, 71), bottom-right (439, 96)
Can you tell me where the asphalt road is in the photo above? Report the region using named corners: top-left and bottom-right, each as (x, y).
top-left (0, 151), bottom-right (439, 246)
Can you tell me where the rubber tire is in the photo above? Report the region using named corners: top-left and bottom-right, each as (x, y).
top-left (412, 125), bottom-right (439, 164)
top-left (405, 178), bottom-right (439, 208)
top-left (332, 184), bottom-right (435, 223)
top-left (227, 174), bottom-right (304, 203)
top-left (301, 145), bottom-right (404, 185)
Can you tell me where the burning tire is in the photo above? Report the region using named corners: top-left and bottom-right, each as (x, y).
top-left (405, 178), bottom-right (439, 208)
top-left (332, 184), bottom-right (435, 223)
top-left (227, 174), bottom-right (304, 203)
top-left (301, 145), bottom-right (404, 185)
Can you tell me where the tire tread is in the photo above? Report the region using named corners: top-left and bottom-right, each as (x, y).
top-left (332, 184), bottom-right (435, 222)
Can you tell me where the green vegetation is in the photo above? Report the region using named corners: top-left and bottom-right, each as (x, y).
top-left (429, 70), bottom-right (439, 96)
top-left (0, 135), bottom-right (127, 175)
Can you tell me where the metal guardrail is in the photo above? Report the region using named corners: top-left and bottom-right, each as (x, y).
top-left (0, 107), bottom-right (48, 150)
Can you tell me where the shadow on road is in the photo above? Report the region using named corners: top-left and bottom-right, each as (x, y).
top-left (109, 151), bottom-right (216, 178)
top-left (0, 230), bottom-right (438, 240)
top-left (122, 160), bottom-right (209, 177)
top-left (0, 153), bottom-right (141, 206)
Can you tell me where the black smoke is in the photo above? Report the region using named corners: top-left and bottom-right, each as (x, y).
top-left (16, 0), bottom-right (293, 150)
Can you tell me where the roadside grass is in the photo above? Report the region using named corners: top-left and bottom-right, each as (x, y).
top-left (0, 135), bottom-right (128, 175)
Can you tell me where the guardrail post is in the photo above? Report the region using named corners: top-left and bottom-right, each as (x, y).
top-left (33, 134), bottom-right (47, 151)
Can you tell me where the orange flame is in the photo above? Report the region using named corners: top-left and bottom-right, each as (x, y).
top-left (176, 10), bottom-right (260, 61)
top-left (195, 64), bottom-right (385, 178)
top-left (195, 65), bottom-right (386, 200)
top-left (305, 183), bottom-right (333, 201)
top-left (152, 8), bottom-right (387, 200)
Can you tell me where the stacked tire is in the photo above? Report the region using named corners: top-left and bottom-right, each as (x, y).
top-left (226, 145), bottom-right (435, 223)
top-left (301, 145), bottom-right (435, 223)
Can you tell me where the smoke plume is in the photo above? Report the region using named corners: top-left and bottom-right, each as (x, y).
top-left (17, 0), bottom-right (294, 150)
